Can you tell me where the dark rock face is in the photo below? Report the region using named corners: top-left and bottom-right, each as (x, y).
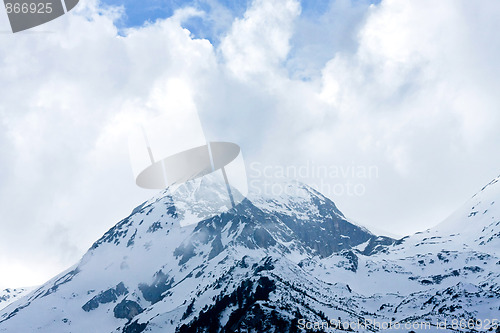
top-left (127, 230), bottom-right (137, 247)
top-left (276, 212), bottom-right (372, 257)
top-left (172, 197), bottom-right (396, 268)
top-left (82, 282), bottom-right (128, 312)
top-left (360, 235), bottom-right (398, 255)
top-left (138, 270), bottom-right (174, 304)
top-left (40, 268), bottom-right (80, 297)
top-left (113, 299), bottom-right (143, 320)
top-left (417, 270), bottom-right (460, 285)
top-left (208, 235), bottom-right (224, 260)
top-left (147, 221), bottom-right (163, 233)
top-left (340, 250), bottom-right (359, 272)
top-left (123, 320), bottom-right (148, 333)
top-left (253, 227), bottom-right (277, 248)
top-left (177, 276), bottom-right (277, 333)
top-left (270, 189), bottom-right (398, 258)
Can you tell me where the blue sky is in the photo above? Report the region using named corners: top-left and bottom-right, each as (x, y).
top-left (100, 0), bottom-right (250, 40)
top-left (100, 0), bottom-right (378, 45)
top-left (98, 0), bottom-right (379, 80)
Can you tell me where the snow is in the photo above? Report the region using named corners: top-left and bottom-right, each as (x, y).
top-left (0, 287), bottom-right (33, 311)
top-left (0, 175), bottom-right (499, 332)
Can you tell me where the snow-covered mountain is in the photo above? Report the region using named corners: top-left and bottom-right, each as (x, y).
top-left (0, 175), bottom-right (499, 332)
top-left (0, 288), bottom-right (32, 311)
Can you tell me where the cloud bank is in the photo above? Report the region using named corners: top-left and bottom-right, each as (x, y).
top-left (0, 0), bottom-right (499, 287)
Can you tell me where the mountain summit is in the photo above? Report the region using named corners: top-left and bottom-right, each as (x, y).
top-left (1, 177), bottom-right (499, 332)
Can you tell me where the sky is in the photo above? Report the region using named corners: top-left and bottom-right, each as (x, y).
top-left (0, 0), bottom-right (499, 288)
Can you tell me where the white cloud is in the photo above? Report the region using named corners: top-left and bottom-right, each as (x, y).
top-left (220, 0), bottom-right (301, 80)
top-left (311, 0), bottom-right (500, 233)
top-left (0, 1), bottom-right (218, 287)
top-left (0, 0), bottom-right (499, 287)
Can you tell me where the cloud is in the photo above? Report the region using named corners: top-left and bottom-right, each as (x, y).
top-left (0, 0), bottom-right (218, 287)
top-left (220, 0), bottom-right (300, 80)
top-left (0, 0), bottom-right (499, 287)
top-left (310, 0), bottom-right (500, 232)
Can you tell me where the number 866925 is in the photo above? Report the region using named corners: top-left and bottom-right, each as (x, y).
top-left (5, 2), bottom-right (53, 14)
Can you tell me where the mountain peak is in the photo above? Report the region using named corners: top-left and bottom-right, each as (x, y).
top-left (1, 176), bottom-right (498, 333)
top-left (90, 177), bottom-right (393, 262)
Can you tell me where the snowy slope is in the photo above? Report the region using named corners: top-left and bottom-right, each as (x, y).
top-left (0, 288), bottom-right (32, 311)
top-left (430, 175), bottom-right (500, 249)
top-left (0, 175), bottom-right (499, 333)
top-left (305, 175), bottom-right (500, 331)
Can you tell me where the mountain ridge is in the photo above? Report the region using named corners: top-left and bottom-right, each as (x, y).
top-left (1, 176), bottom-right (499, 332)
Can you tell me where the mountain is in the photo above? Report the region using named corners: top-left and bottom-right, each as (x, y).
top-left (0, 288), bottom-right (31, 311)
top-left (413, 176), bottom-right (500, 250)
top-left (300, 175), bottom-right (500, 331)
top-left (0, 176), bottom-right (499, 333)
